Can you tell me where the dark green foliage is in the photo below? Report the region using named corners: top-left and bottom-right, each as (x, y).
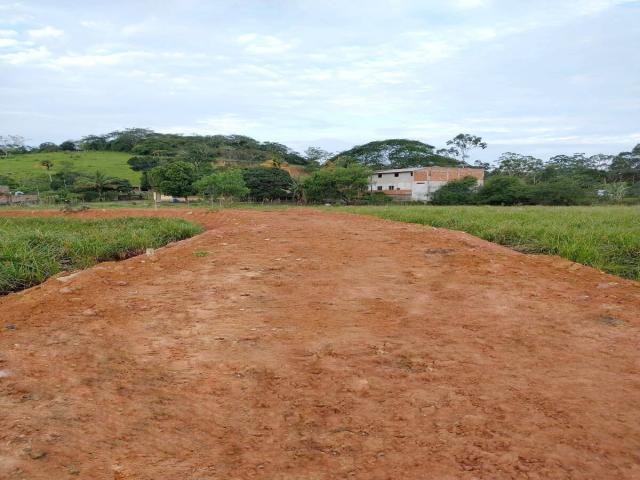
top-left (38, 142), bottom-right (60, 152)
top-left (333, 139), bottom-right (459, 169)
top-left (432, 176), bottom-right (478, 205)
top-left (609, 144), bottom-right (640, 183)
top-left (529, 178), bottom-right (589, 205)
top-left (59, 140), bottom-right (77, 151)
top-left (242, 167), bottom-right (293, 201)
top-left (477, 176), bottom-right (531, 205)
top-left (149, 161), bottom-right (198, 199)
top-left (302, 165), bottom-right (371, 204)
top-left (0, 217), bottom-right (202, 294)
top-left (127, 156), bottom-right (160, 171)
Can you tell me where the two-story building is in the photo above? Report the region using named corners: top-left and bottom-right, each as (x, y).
top-left (369, 166), bottom-right (484, 202)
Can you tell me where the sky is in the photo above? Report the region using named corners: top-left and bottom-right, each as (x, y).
top-left (1, 0), bottom-right (639, 162)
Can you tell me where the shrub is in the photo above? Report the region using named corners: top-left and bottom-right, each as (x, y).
top-left (242, 167), bottom-right (293, 201)
top-left (477, 176), bottom-right (531, 205)
top-left (529, 178), bottom-right (589, 205)
top-left (432, 176), bottom-right (478, 205)
top-left (302, 165), bottom-right (371, 204)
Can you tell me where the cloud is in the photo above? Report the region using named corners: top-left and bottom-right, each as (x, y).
top-left (0, 38), bottom-right (19, 47)
top-left (27, 26), bottom-right (64, 38)
top-left (0, 46), bottom-right (49, 65)
top-left (160, 114), bottom-right (263, 136)
top-left (0, 29), bottom-right (18, 37)
top-left (453, 0), bottom-right (489, 9)
top-left (237, 33), bottom-right (293, 55)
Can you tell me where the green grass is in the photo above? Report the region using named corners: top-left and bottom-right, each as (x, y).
top-left (334, 205), bottom-right (640, 280)
top-left (0, 216), bottom-right (202, 294)
top-left (1, 151), bottom-right (140, 185)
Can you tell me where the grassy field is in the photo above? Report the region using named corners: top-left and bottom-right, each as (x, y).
top-left (0, 216), bottom-right (202, 294)
top-left (335, 205), bottom-right (640, 280)
top-left (0, 151), bottom-right (140, 185)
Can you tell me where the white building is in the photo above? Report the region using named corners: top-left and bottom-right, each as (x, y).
top-left (369, 166), bottom-right (485, 202)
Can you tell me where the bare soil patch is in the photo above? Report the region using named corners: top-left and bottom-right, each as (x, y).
top-left (1, 208), bottom-right (639, 479)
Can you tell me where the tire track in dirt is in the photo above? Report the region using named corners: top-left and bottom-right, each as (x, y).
top-left (1, 208), bottom-right (639, 479)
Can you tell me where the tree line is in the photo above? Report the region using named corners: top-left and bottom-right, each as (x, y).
top-left (1, 130), bottom-right (639, 205)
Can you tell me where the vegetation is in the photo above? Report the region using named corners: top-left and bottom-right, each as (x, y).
top-left (195, 169), bottom-right (249, 204)
top-left (0, 216), bottom-right (202, 294)
top-left (330, 139), bottom-right (459, 169)
top-left (431, 176), bottom-right (478, 205)
top-left (334, 205), bottom-right (640, 280)
top-left (149, 161), bottom-right (197, 201)
top-left (302, 165), bottom-right (371, 203)
top-left (1, 128), bottom-right (638, 206)
top-left (242, 167), bottom-right (294, 201)
top-left (0, 151), bottom-right (140, 185)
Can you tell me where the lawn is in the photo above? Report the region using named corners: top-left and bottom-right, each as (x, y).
top-left (0, 151), bottom-right (141, 185)
top-left (335, 205), bottom-right (640, 280)
top-left (0, 216), bottom-right (202, 294)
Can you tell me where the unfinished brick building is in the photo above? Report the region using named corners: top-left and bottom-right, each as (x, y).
top-left (369, 166), bottom-right (485, 202)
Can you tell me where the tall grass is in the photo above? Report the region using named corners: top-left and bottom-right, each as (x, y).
top-left (335, 205), bottom-right (640, 280)
top-left (0, 217), bottom-right (202, 294)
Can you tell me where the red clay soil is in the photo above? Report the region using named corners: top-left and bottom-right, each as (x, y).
top-left (1, 208), bottom-right (639, 479)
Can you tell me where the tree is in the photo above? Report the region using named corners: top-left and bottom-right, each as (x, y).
top-left (127, 156), bottom-right (160, 172)
top-left (0, 135), bottom-right (26, 157)
top-left (529, 178), bottom-right (588, 205)
top-left (180, 142), bottom-right (214, 174)
top-left (38, 142), bottom-right (59, 152)
top-left (332, 139), bottom-right (458, 169)
top-left (242, 167), bottom-right (293, 201)
top-left (194, 169), bottom-right (249, 205)
top-left (445, 134), bottom-right (487, 165)
top-left (431, 176), bottom-right (478, 205)
top-left (606, 182), bottom-right (630, 201)
top-left (148, 161), bottom-right (197, 202)
top-left (59, 140), bottom-right (77, 151)
top-left (477, 176), bottom-right (530, 205)
top-left (73, 171), bottom-right (132, 201)
top-left (304, 147), bottom-right (331, 168)
top-left (609, 144), bottom-right (640, 183)
top-left (302, 165), bottom-right (371, 204)
top-left (495, 152), bottom-right (544, 183)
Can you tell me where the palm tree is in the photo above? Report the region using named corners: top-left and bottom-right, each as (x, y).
top-left (75, 171), bottom-right (121, 201)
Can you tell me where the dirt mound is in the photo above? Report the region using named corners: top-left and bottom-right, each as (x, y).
top-left (1, 208), bottom-right (639, 479)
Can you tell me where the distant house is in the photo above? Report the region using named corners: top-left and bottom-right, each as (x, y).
top-left (369, 166), bottom-right (485, 202)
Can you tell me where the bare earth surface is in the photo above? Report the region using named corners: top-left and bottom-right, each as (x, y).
top-left (1, 208), bottom-right (639, 480)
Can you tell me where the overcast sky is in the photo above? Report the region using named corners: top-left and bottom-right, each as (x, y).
top-left (1, 0), bottom-right (639, 162)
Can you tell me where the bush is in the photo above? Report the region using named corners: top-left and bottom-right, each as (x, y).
top-left (477, 176), bottom-right (530, 205)
top-left (242, 167), bottom-right (293, 201)
top-left (302, 165), bottom-right (371, 204)
top-left (431, 176), bottom-right (478, 205)
top-left (529, 178), bottom-right (589, 205)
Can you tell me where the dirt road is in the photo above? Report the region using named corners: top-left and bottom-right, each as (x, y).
top-left (1, 208), bottom-right (639, 479)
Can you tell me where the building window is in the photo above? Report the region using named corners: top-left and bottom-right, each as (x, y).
top-left (388, 186), bottom-right (394, 190)
top-left (377, 186), bottom-right (383, 191)
top-left (377, 173), bottom-right (382, 178)
top-left (410, 172), bottom-right (413, 176)
top-left (394, 173), bottom-right (399, 177)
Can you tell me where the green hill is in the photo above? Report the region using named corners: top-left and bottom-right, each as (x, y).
top-left (0, 151), bottom-right (141, 186)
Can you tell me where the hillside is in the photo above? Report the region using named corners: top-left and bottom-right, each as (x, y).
top-left (0, 151), bottom-right (141, 185)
